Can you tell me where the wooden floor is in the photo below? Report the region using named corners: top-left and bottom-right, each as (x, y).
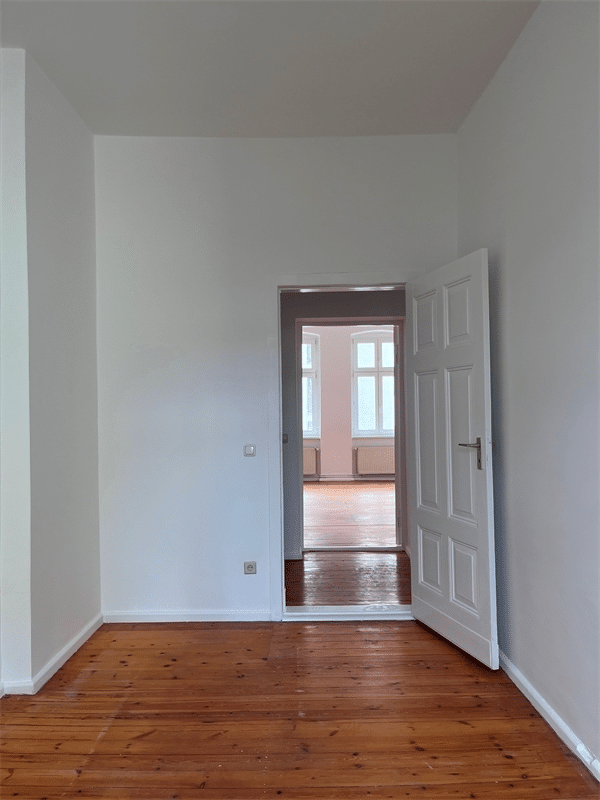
top-left (285, 551), bottom-right (411, 606)
top-left (288, 481), bottom-right (410, 606)
top-left (1, 621), bottom-right (597, 799)
top-left (303, 482), bottom-right (396, 548)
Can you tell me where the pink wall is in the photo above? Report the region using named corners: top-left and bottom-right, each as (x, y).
top-left (304, 325), bottom-right (394, 478)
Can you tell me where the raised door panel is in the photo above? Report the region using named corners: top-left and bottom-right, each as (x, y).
top-left (418, 527), bottom-right (443, 595)
top-left (415, 371), bottom-right (439, 512)
top-left (446, 366), bottom-right (476, 524)
top-left (414, 291), bottom-right (437, 353)
top-left (450, 540), bottom-right (479, 614)
top-left (444, 277), bottom-right (472, 347)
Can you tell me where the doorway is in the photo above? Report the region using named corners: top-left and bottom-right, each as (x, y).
top-left (301, 323), bottom-right (398, 550)
top-left (279, 288), bottom-right (411, 613)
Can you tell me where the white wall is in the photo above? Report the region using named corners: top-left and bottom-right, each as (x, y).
top-left (25, 54), bottom-right (101, 678)
top-left (457, 1), bottom-right (599, 772)
top-left (95, 135), bottom-right (457, 618)
top-left (1, 49), bottom-right (32, 689)
top-left (0, 50), bottom-right (100, 690)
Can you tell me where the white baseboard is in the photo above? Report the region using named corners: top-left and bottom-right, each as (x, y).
top-left (2, 679), bottom-right (35, 694)
top-left (314, 474), bottom-right (354, 481)
top-left (3, 613), bottom-right (104, 695)
top-left (316, 475), bottom-right (394, 482)
top-left (500, 650), bottom-right (600, 782)
top-left (103, 610), bottom-right (272, 623)
top-left (284, 604), bottom-right (413, 621)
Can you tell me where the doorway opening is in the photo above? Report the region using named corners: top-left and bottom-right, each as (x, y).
top-left (302, 324), bottom-right (396, 550)
top-left (279, 288), bottom-right (412, 614)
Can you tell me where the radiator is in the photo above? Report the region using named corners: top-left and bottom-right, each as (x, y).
top-left (303, 447), bottom-right (321, 477)
top-left (353, 446), bottom-right (395, 476)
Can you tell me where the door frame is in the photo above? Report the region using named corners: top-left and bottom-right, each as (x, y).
top-left (275, 279), bottom-right (414, 621)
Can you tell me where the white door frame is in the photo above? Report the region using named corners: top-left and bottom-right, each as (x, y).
top-left (267, 269), bottom-right (420, 621)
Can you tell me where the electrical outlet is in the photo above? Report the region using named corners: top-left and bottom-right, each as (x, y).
top-left (244, 561), bottom-right (257, 575)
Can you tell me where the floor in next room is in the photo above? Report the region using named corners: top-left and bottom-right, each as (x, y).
top-left (286, 481), bottom-right (411, 607)
top-left (303, 481), bottom-right (396, 548)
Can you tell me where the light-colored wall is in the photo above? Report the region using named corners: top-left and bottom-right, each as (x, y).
top-left (305, 325), bottom-right (353, 477)
top-left (95, 135), bottom-right (457, 617)
top-left (1, 49), bottom-right (33, 688)
top-left (458, 1), bottom-right (599, 769)
top-left (25, 54), bottom-right (101, 677)
top-left (2, 7), bottom-right (598, 777)
top-left (0, 50), bottom-right (100, 688)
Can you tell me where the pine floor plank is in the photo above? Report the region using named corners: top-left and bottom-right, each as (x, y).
top-left (303, 481), bottom-right (396, 548)
top-left (287, 481), bottom-right (411, 607)
top-left (285, 551), bottom-right (411, 605)
top-left (1, 621), bottom-right (597, 799)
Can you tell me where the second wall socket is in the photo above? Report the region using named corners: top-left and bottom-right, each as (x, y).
top-left (244, 561), bottom-right (257, 575)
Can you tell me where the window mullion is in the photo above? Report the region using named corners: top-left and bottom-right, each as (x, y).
top-left (376, 371), bottom-right (381, 433)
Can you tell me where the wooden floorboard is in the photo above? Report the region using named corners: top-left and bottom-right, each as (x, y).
top-left (290, 481), bottom-right (410, 607)
top-left (285, 551), bottom-right (411, 605)
top-left (1, 621), bottom-right (597, 799)
top-left (303, 481), bottom-right (396, 548)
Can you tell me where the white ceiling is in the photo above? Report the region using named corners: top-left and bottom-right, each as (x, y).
top-left (2, 0), bottom-right (539, 137)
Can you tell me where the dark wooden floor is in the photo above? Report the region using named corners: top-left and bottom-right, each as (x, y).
top-left (303, 481), bottom-right (396, 548)
top-left (1, 622), bottom-right (597, 798)
top-left (285, 551), bottom-right (411, 606)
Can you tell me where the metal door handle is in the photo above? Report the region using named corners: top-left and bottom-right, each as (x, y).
top-left (458, 437), bottom-right (482, 470)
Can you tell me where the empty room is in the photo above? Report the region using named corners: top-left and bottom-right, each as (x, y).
top-left (1, 0), bottom-right (599, 796)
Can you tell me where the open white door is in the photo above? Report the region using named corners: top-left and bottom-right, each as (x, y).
top-left (406, 250), bottom-right (498, 668)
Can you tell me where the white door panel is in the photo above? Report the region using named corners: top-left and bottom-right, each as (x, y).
top-left (407, 249), bottom-right (498, 669)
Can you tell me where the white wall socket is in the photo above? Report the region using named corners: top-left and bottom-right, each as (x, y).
top-left (244, 561), bottom-right (257, 574)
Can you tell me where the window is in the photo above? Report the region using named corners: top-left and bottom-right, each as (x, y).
top-left (302, 333), bottom-right (320, 437)
top-left (352, 329), bottom-right (395, 437)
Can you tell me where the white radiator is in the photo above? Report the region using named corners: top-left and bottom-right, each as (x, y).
top-left (353, 446), bottom-right (395, 476)
top-left (303, 447), bottom-right (321, 477)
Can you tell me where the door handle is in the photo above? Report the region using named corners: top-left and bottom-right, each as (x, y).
top-left (458, 437), bottom-right (482, 470)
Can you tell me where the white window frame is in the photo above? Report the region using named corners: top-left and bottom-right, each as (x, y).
top-left (351, 328), bottom-right (395, 437)
top-left (301, 332), bottom-right (321, 438)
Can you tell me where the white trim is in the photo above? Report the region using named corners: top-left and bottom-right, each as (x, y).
top-left (313, 473), bottom-right (354, 481)
top-left (500, 650), bottom-right (600, 782)
top-left (304, 546), bottom-right (403, 553)
top-left (320, 476), bottom-right (392, 482)
top-left (0, 680), bottom-right (34, 695)
top-left (269, 269), bottom-right (414, 621)
top-left (284, 604), bottom-right (413, 621)
top-left (278, 271), bottom-right (414, 289)
top-left (103, 610), bottom-right (272, 623)
top-left (3, 613), bottom-right (103, 695)
top-left (351, 328), bottom-right (395, 438)
top-left (301, 331), bottom-right (321, 438)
